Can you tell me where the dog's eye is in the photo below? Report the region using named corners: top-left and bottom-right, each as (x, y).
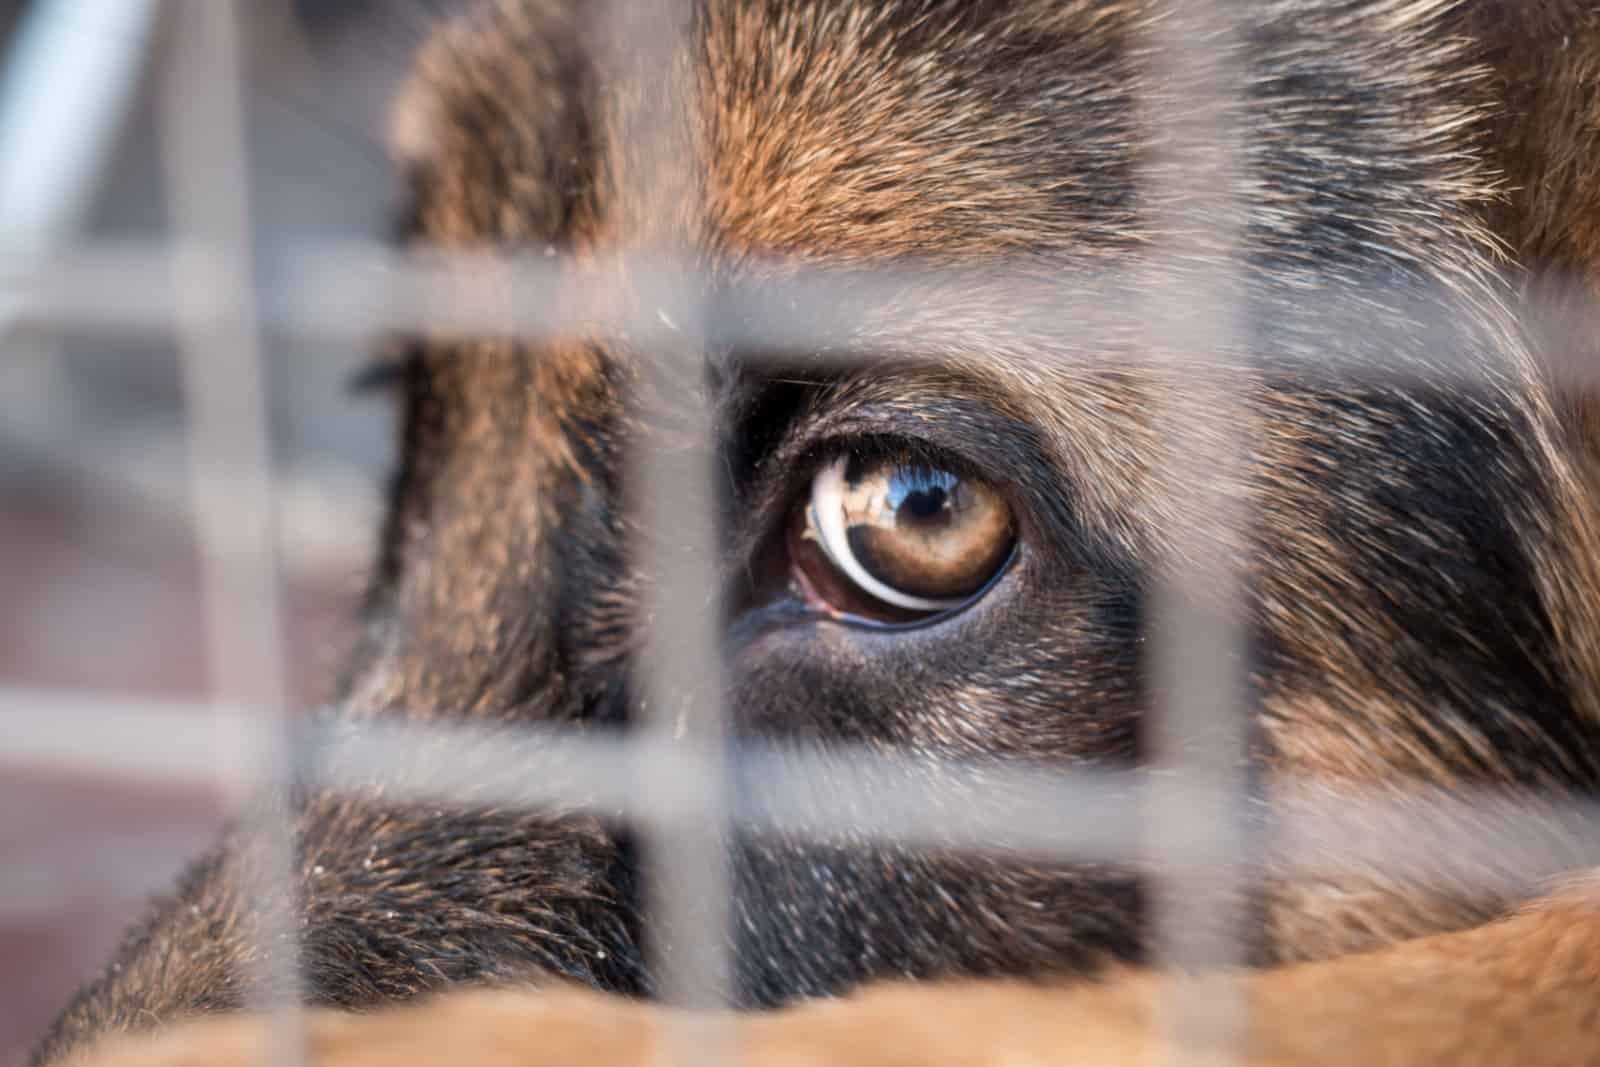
top-left (789, 454), bottom-right (1015, 620)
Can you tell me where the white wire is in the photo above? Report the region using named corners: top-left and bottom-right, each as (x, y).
top-left (0, 0), bottom-right (158, 327)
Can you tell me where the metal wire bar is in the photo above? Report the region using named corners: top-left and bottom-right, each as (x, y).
top-left (6, 689), bottom-right (1600, 909)
top-left (596, 9), bottom-right (735, 1064)
top-left (156, 1), bottom-right (304, 1063)
top-left (1138, 0), bottom-right (1251, 1061)
top-left (0, 0), bottom-right (159, 256)
top-left (3, 244), bottom-right (1572, 388)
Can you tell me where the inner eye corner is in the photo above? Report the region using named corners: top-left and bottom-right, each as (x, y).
top-left (782, 450), bottom-right (1019, 626)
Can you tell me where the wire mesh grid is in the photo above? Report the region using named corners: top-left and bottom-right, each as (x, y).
top-left (6, 1), bottom-right (1600, 1065)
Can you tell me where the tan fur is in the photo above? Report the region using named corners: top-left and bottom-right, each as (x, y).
top-left (62, 883), bottom-right (1600, 1067)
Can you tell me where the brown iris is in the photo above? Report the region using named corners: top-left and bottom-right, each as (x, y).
top-left (792, 454), bottom-right (1015, 619)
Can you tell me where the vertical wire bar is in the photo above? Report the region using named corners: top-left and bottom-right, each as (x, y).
top-left (157, 2), bottom-right (303, 1063)
top-left (1139, 0), bottom-right (1251, 1062)
top-left (599, 0), bottom-right (733, 1047)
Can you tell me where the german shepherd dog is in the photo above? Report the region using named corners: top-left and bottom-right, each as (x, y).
top-left (36, 0), bottom-right (1600, 1063)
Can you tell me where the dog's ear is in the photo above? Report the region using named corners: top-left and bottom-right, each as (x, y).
top-left (346, 0), bottom-right (640, 726)
top-left (387, 1), bottom-right (597, 247)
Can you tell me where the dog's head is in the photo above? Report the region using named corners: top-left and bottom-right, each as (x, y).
top-left (341, 0), bottom-right (1600, 1004)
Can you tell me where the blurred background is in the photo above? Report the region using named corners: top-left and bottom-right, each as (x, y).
top-left (0, 3), bottom-right (445, 1059)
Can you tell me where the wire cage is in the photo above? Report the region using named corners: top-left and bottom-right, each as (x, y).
top-left (6, 2), bottom-right (1600, 1065)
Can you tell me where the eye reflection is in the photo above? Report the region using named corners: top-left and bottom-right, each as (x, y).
top-left (796, 454), bottom-right (1015, 616)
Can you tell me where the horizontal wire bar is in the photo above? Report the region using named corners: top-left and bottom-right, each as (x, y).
top-left (0, 689), bottom-right (226, 786)
top-left (3, 242), bottom-right (1598, 388)
top-left (6, 687), bottom-right (1600, 898)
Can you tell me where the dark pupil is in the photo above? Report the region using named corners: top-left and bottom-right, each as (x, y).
top-left (902, 487), bottom-right (946, 521)
top-left (887, 468), bottom-right (957, 527)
